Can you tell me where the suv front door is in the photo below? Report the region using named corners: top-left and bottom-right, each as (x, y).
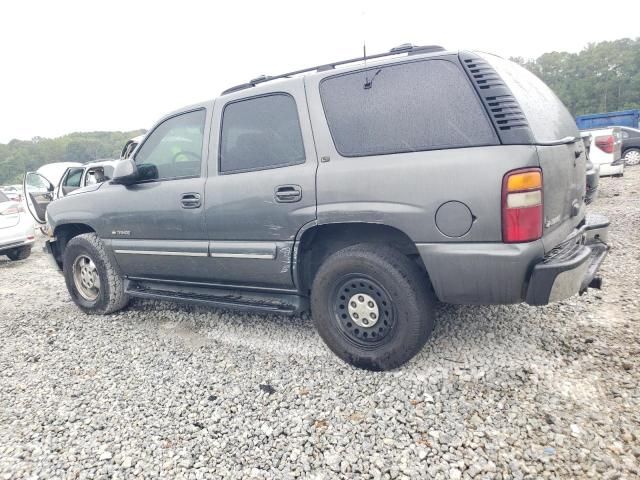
top-left (204, 80), bottom-right (317, 288)
top-left (103, 107), bottom-right (213, 281)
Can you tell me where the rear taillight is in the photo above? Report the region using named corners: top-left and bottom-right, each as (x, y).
top-left (502, 168), bottom-right (543, 243)
top-left (595, 135), bottom-right (614, 154)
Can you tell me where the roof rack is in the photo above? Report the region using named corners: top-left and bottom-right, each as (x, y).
top-left (221, 44), bottom-right (446, 95)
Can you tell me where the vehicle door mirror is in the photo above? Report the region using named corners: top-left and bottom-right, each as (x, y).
top-left (136, 163), bottom-right (159, 182)
top-left (111, 159), bottom-right (139, 185)
top-left (23, 172), bottom-right (54, 224)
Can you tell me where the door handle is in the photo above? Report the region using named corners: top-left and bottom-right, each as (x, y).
top-left (181, 192), bottom-right (201, 209)
top-left (274, 185), bottom-right (302, 203)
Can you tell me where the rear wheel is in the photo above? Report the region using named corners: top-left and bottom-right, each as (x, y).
top-left (623, 148), bottom-right (640, 166)
top-left (310, 244), bottom-right (435, 371)
top-left (7, 246), bottom-right (31, 261)
top-left (63, 233), bottom-right (129, 314)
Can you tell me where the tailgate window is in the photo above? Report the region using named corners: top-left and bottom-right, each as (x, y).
top-left (480, 53), bottom-right (578, 143)
top-left (319, 59), bottom-right (498, 157)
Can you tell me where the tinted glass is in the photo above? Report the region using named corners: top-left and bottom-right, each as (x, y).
top-left (481, 53), bottom-right (579, 143)
top-left (220, 94), bottom-right (305, 173)
top-left (64, 168), bottom-right (84, 187)
top-left (319, 59), bottom-right (497, 157)
top-left (135, 109), bottom-right (206, 180)
top-left (0, 191), bottom-right (8, 202)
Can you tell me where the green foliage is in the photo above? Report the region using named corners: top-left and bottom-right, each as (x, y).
top-left (513, 37), bottom-right (640, 116)
top-left (0, 130), bottom-right (145, 185)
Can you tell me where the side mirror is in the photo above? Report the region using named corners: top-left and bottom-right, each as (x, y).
top-left (111, 159), bottom-right (139, 185)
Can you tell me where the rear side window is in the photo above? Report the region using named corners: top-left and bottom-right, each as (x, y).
top-left (319, 59), bottom-right (498, 157)
top-left (220, 94), bottom-right (305, 173)
top-left (480, 53), bottom-right (579, 143)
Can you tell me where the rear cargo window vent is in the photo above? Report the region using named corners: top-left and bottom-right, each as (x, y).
top-left (462, 57), bottom-right (529, 131)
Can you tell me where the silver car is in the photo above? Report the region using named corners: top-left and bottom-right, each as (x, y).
top-left (0, 191), bottom-right (35, 261)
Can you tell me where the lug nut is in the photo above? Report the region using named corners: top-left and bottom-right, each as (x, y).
top-left (368, 301), bottom-right (374, 308)
top-left (358, 296), bottom-right (364, 302)
top-left (362, 319), bottom-right (369, 325)
top-left (353, 313), bottom-right (359, 319)
top-left (370, 313), bottom-right (377, 319)
top-left (350, 301), bottom-right (357, 308)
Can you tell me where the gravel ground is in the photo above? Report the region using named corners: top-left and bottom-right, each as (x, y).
top-left (1, 170), bottom-right (639, 480)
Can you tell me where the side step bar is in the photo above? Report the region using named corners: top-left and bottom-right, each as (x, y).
top-left (124, 279), bottom-right (307, 315)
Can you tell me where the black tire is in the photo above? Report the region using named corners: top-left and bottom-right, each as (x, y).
top-left (7, 246), bottom-right (31, 261)
top-left (63, 233), bottom-right (129, 314)
top-left (310, 243), bottom-right (435, 371)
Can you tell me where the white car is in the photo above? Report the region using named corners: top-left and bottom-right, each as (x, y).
top-left (580, 127), bottom-right (624, 177)
top-left (0, 190), bottom-right (35, 261)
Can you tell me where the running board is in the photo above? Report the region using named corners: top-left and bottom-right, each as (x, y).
top-left (124, 279), bottom-right (307, 315)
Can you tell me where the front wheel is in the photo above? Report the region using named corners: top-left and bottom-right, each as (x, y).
top-left (310, 244), bottom-right (435, 371)
top-left (63, 233), bottom-right (129, 314)
top-left (623, 148), bottom-right (640, 166)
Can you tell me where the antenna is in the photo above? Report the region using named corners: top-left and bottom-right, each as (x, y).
top-left (363, 42), bottom-right (367, 67)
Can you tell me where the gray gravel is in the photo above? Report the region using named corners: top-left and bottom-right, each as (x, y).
top-left (1, 170), bottom-right (639, 480)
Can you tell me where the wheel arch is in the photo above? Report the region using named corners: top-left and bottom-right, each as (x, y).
top-left (51, 223), bottom-right (96, 269)
top-left (294, 222), bottom-right (428, 294)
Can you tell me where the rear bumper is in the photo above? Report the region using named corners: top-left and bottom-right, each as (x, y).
top-left (599, 162), bottom-right (624, 176)
top-left (585, 167), bottom-right (599, 204)
top-left (525, 214), bottom-right (609, 305)
top-left (0, 217), bottom-right (36, 254)
top-left (0, 237), bottom-right (35, 254)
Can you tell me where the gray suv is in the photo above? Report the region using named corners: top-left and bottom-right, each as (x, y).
top-left (32, 45), bottom-right (610, 370)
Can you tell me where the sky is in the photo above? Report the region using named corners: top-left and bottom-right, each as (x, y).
top-left (1, 0), bottom-right (639, 143)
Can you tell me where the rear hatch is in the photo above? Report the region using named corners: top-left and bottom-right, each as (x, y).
top-left (479, 53), bottom-right (585, 248)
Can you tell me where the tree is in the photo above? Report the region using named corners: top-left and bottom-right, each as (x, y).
top-left (0, 130), bottom-right (145, 185)
top-left (514, 37), bottom-right (640, 116)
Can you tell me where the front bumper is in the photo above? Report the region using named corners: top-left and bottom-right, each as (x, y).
top-left (44, 238), bottom-right (63, 271)
top-left (526, 214), bottom-right (609, 305)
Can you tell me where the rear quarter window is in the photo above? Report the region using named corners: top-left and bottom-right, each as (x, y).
top-left (480, 53), bottom-right (579, 143)
top-left (319, 59), bottom-right (498, 157)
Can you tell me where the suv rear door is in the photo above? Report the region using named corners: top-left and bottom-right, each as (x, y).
top-left (204, 79), bottom-right (317, 288)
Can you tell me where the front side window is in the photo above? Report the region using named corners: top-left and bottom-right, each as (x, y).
top-left (320, 59), bottom-right (498, 157)
top-left (63, 168), bottom-right (84, 187)
top-left (220, 94), bottom-right (305, 173)
top-left (134, 109), bottom-right (206, 181)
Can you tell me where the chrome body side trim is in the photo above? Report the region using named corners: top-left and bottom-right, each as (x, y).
top-left (208, 241), bottom-right (277, 260)
top-left (114, 249), bottom-right (208, 257)
top-left (209, 252), bottom-right (274, 259)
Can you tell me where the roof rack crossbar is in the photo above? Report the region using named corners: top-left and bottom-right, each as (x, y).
top-left (221, 44), bottom-right (445, 95)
